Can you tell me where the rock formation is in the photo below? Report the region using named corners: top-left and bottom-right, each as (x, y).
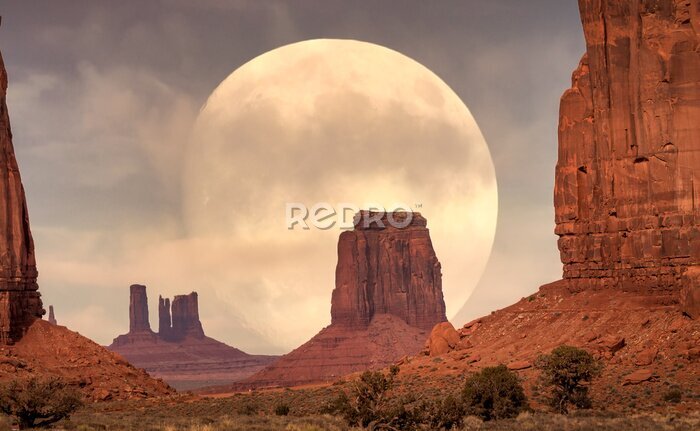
top-left (109, 285), bottom-right (277, 390)
top-left (129, 284), bottom-right (151, 333)
top-left (166, 292), bottom-right (205, 340)
top-left (0, 38), bottom-right (172, 401)
top-left (555, 0), bottom-right (700, 308)
top-left (368, 0), bottom-right (700, 413)
top-left (47, 305), bottom-right (56, 325)
top-left (234, 211), bottom-right (447, 389)
top-left (332, 211), bottom-right (446, 331)
top-left (158, 295), bottom-right (171, 337)
top-left (0, 41), bottom-right (43, 345)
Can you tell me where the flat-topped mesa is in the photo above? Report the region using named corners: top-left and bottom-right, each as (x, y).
top-left (352, 210), bottom-right (427, 231)
top-left (0, 47), bottom-right (43, 344)
top-left (128, 284), bottom-right (152, 333)
top-left (165, 292), bottom-right (205, 340)
top-left (555, 1), bottom-right (700, 301)
top-left (331, 211), bottom-right (446, 331)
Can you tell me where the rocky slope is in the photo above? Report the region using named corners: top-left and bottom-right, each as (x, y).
top-left (0, 40), bottom-right (173, 400)
top-left (0, 319), bottom-right (173, 401)
top-left (228, 211), bottom-right (447, 389)
top-left (109, 285), bottom-right (277, 391)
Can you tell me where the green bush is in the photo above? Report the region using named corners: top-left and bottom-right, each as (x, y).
top-left (462, 365), bottom-right (528, 421)
top-left (0, 377), bottom-right (83, 429)
top-left (536, 345), bottom-right (602, 413)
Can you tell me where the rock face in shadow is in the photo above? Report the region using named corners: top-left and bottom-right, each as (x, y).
top-left (231, 212), bottom-right (447, 389)
top-left (332, 211), bottom-right (446, 331)
top-left (0, 46), bottom-right (43, 345)
top-left (555, 0), bottom-right (700, 305)
top-left (109, 285), bottom-right (277, 390)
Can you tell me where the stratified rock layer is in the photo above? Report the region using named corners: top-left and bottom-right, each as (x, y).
top-left (332, 211), bottom-right (446, 331)
top-left (0, 45), bottom-right (43, 344)
top-left (109, 286), bottom-right (276, 390)
top-left (233, 212), bottom-right (447, 389)
top-left (555, 0), bottom-right (700, 302)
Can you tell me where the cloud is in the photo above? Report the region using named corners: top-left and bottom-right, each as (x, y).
top-left (2, 1), bottom-right (584, 354)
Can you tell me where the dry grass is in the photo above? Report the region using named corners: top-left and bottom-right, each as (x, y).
top-left (9, 394), bottom-right (691, 431)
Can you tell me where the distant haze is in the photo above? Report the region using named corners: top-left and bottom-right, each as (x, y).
top-left (1, 1), bottom-right (584, 354)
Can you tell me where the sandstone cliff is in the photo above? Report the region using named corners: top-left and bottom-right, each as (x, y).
top-left (395, 0), bottom-right (700, 412)
top-left (555, 0), bottom-right (700, 311)
top-left (109, 285), bottom-right (277, 390)
top-left (0, 45), bottom-right (43, 344)
top-left (234, 212), bottom-right (447, 389)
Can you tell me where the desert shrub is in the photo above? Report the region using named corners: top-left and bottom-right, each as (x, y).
top-left (0, 377), bottom-right (83, 429)
top-left (461, 365), bottom-right (528, 421)
top-left (236, 400), bottom-right (259, 416)
top-left (420, 393), bottom-right (465, 430)
top-left (663, 388), bottom-right (683, 404)
top-left (326, 366), bottom-right (425, 430)
top-left (274, 402), bottom-right (290, 416)
top-left (536, 345), bottom-right (602, 413)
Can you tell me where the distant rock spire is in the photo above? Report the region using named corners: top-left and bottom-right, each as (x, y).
top-left (0, 41), bottom-right (44, 344)
top-left (169, 292), bottom-right (205, 340)
top-left (48, 305), bottom-right (57, 325)
top-left (158, 295), bottom-right (171, 338)
top-left (128, 284), bottom-right (151, 333)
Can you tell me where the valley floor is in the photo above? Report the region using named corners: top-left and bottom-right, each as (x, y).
top-left (1, 394), bottom-right (694, 431)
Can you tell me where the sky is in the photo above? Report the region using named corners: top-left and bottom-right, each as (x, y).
top-left (0, 0), bottom-right (585, 354)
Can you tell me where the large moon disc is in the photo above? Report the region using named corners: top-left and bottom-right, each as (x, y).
top-left (184, 39), bottom-right (497, 351)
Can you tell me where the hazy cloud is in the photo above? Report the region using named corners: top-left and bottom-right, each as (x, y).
top-left (1, 1), bottom-right (584, 353)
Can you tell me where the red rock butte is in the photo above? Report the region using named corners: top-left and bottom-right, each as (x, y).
top-left (397, 0), bottom-right (700, 410)
top-left (555, 0), bottom-right (700, 315)
top-left (332, 211), bottom-right (446, 331)
top-left (231, 211), bottom-right (447, 389)
top-left (0, 47), bottom-right (43, 345)
top-left (109, 285), bottom-right (277, 390)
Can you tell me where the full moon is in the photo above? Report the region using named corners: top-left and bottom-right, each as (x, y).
top-left (184, 39), bottom-right (497, 352)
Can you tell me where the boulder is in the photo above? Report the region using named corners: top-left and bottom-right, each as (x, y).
top-left (427, 322), bottom-right (460, 356)
top-left (623, 369), bottom-right (656, 385)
